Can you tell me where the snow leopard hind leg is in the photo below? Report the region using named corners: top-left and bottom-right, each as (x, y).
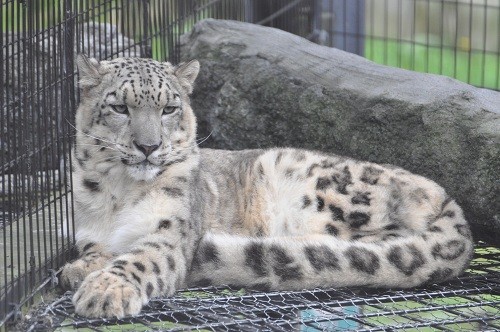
top-left (188, 148), bottom-right (474, 291)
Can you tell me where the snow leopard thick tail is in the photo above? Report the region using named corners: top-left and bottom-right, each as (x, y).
top-left (188, 163), bottom-right (474, 290)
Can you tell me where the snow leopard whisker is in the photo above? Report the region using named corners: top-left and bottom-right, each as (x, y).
top-left (195, 130), bottom-right (213, 146)
top-left (92, 156), bottom-right (122, 164)
top-left (87, 152), bottom-right (122, 163)
top-left (66, 119), bottom-right (122, 147)
top-left (76, 143), bottom-right (120, 152)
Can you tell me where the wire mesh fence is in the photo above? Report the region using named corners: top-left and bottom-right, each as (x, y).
top-left (1, 0), bottom-right (499, 328)
top-left (1, 0), bottom-right (318, 325)
top-left (317, 0), bottom-right (500, 90)
top-left (21, 244), bottom-right (500, 331)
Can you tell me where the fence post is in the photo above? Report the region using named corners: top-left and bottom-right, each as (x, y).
top-left (244, 0), bottom-right (254, 22)
top-left (331, 0), bottom-right (365, 56)
top-left (25, 0), bottom-right (36, 308)
top-left (142, 0), bottom-right (152, 58)
top-left (62, 0), bottom-right (76, 262)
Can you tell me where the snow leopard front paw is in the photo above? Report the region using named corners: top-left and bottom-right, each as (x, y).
top-left (60, 261), bottom-right (88, 291)
top-left (73, 270), bottom-right (144, 318)
top-left (60, 252), bottom-right (111, 290)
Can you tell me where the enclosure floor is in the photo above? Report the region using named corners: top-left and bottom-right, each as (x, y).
top-left (20, 243), bottom-right (500, 331)
top-left (1, 195), bottom-right (72, 288)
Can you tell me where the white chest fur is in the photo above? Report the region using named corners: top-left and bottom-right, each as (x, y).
top-left (72, 151), bottom-right (198, 255)
top-left (73, 168), bottom-right (167, 254)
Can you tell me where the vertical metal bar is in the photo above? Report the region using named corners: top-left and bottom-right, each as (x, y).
top-left (18, 0), bottom-right (28, 303)
top-left (411, 0), bottom-right (416, 70)
top-left (342, 0), bottom-right (346, 50)
top-left (109, 0), bottom-right (115, 58)
top-left (152, 0), bottom-right (158, 59)
top-left (158, 0), bottom-right (164, 61)
top-left (10, 0), bottom-right (19, 310)
top-left (332, 0), bottom-right (344, 50)
top-left (103, 1), bottom-right (108, 59)
top-left (164, 0), bottom-right (170, 61)
top-left (17, 0), bottom-right (26, 302)
top-left (368, 0), bottom-right (373, 59)
top-left (286, 0), bottom-right (290, 34)
top-left (75, 0), bottom-right (80, 55)
top-left (97, 0), bottom-right (102, 59)
top-left (119, 0), bottom-right (125, 58)
top-left (0, 0), bottom-right (5, 320)
top-left (86, 0), bottom-right (91, 57)
top-left (7, 4), bottom-right (15, 313)
top-left (162, 0), bottom-right (167, 60)
top-left (40, 0), bottom-right (52, 271)
top-left (32, 0), bottom-right (42, 286)
top-left (132, 0), bottom-right (137, 54)
top-left (425, 0), bottom-right (430, 73)
top-left (158, 0), bottom-right (163, 59)
top-left (244, 0), bottom-right (254, 23)
top-left (121, 0), bottom-right (130, 55)
top-left (497, 0), bottom-right (500, 90)
top-left (467, 0), bottom-right (473, 84)
top-left (383, 0), bottom-right (387, 65)
top-left (55, 0), bottom-right (66, 268)
top-left (453, 0), bottom-right (459, 81)
top-left (150, 0), bottom-right (155, 59)
top-left (480, 1), bottom-right (487, 88)
top-left (356, 0), bottom-right (364, 57)
top-left (39, 0), bottom-right (47, 281)
top-left (397, 0), bottom-right (402, 68)
top-left (62, 0), bottom-right (75, 264)
top-left (175, 0), bottom-right (182, 63)
top-left (439, 0), bottom-right (444, 75)
top-left (143, 0), bottom-right (151, 59)
top-left (167, 0), bottom-right (173, 61)
top-left (92, 0), bottom-right (98, 58)
top-left (51, 0), bottom-right (60, 268)
top-left (119, 0), bottom-right (126, 57)
top-left (312, 0), bottom-right (321, 39)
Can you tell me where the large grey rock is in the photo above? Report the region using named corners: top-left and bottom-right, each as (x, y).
top-left (180, 19), bottom-right (500, 244)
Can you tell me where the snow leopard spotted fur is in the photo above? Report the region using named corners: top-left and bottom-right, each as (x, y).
top-left (61, 55), bottom-right (474, 318)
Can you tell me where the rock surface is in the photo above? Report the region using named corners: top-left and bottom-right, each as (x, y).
top-left (180, 19), bottom-right (500, 244)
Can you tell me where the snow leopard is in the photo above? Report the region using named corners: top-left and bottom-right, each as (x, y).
top-left (61, 55), bottom-right (474, 318)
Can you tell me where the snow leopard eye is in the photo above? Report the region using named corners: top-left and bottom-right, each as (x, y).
top-left (110, 104), bottom-right (129, 115)
top-left (162, 106), bottom-right (178, 116)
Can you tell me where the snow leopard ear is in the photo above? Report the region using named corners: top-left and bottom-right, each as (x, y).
top-left (76, 54), bottom-right (102, 89)
top-left (174, 60), bottom-right (200, 95)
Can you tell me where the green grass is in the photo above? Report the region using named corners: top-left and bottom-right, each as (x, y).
top-left (151, 17), bottom-right (198, 61)
top-left (365, 38), bottom-right (500, 90)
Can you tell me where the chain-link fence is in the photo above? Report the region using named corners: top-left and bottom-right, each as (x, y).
top-left (1, 0), bottom-right (318, 325)
top-left (317, 0), bottom-right (500, 90)
top-left (1, 0), bottom-right (499, 328)
top-left (23, 244), bottom-right (500, 331)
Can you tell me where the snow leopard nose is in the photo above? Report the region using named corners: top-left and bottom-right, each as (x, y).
top-left (133, 141), bottom-right (161, 157)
